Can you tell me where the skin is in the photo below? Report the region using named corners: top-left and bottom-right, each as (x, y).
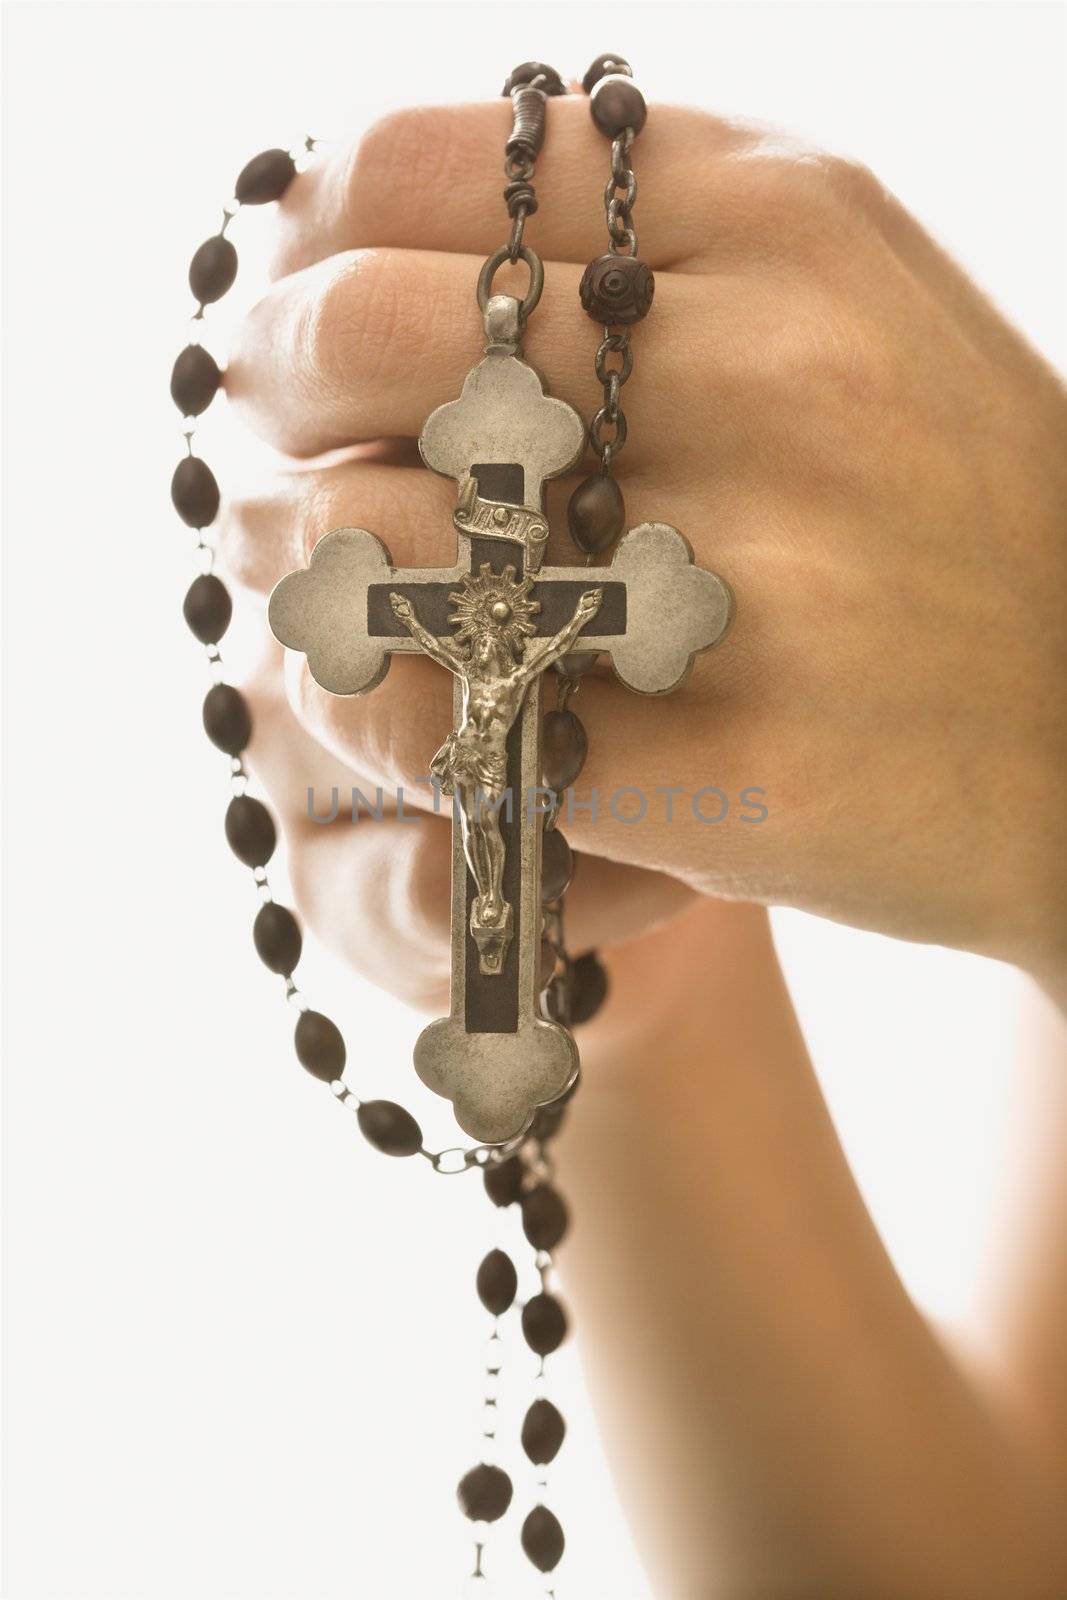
top-left (219, 95), bottom-right (1067, 1597)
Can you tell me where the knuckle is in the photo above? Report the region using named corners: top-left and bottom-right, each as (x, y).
top-left (351, 104), bottom-right (457, 205)
top-left (304, 248), bottom-right (405, 392)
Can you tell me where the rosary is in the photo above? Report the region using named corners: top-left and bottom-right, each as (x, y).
top-left (172, 54), bottom-right (732, 1590)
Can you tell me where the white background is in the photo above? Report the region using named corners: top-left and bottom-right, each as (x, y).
top-left (3, 2), bottom-right (1065, 1596)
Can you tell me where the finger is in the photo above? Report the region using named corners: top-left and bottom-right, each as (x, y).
top-left (272, 99), bottom-right (753, 280)
top-left (226, 248), bottom-right (707, 464)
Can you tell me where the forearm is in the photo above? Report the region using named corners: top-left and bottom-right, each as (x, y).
top-left (556, 899), bottom-right (1067, 1599)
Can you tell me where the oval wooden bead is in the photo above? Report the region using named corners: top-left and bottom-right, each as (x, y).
top-left (252, 902), bottom-right (302, 975)
top-left (457, 1463), bottom-right (513, 1523)
top-left (188, 235), bottom-right (238, 305)
top-left (183, 573), bottom-right (232, 644)
top-left (542, 710), bottom-right (588, 791)
top-left (521, 1292), bottom-right (567, 1357)
top-left (522, 1397), bottom-right (566, 1465)
top-left (522, 1505), bottom-right (565, 1573)
top-left (581, 52), bottom-right (632, 94)
top-left (541, 828), bottom-right (573, 903)
top-left (567, 473), bottom-right (625, 554)
top-left (170, 344), bottom-right (221, 416)
top-left (202, 683), bottom-right (251, 755)
top-left (570, 950), bottom-right (609, 1025)
top-left (224, 795), bottom-right (276, 868)
top-left (483, 1153), bottom-right (524, 1208)
top-left (235, 148), bottom-right (297, 205)
top-left (172, 456), bottom-right (220, 530)
top-left (476, 1248), bottom-right (518, 1315)
top-left (590, 73), bottom-right (647, 136)
top-left (357, 1099), bottom-right (423, 1157)
top-left (294, 1008), bottom-right (346, 1082)
top-left (501, 61), bottom-right (567, 96)
top-left (521, 1183), bottom-right (569, 1251)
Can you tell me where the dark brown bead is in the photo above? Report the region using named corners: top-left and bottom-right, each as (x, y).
top-left (457, 1463), bottom-right (513, 1523)
top-left (590, 74), bottom-right (647, 137)
top-left (581, 52), bottom-right (632, 94)
top-left (522, 1505), bottom-right (565, 1573)
top-left (188, 235), bottom-right (238, 305)
top-left (522, 1293), bottom-right (567, 1357)
top-left (202, 683), bottom-right (251, 755)
top-left (171, 455), bottom-right (220, 529)
top-left (253, 902), bottom-right (302, 975)
top-left (521, 1184), bottom-right (569, 1251)
top-left (568, 473), bottom-right (625, 555)
top-left (522, 1397), bottom-right (566, 1465)
top-left (579, 253), bottom-right (654, 326)
top-left (501, 61), bottom-right (566, 97)
top-left (183, 573), bottom-right (232, 644)
top-left (235, 148), bottom-right (297, 205)
top-left (225, 795), bottom-right (276, 868)
top-left (357, 1099), bottom-right (422, 1157)
top-left (543, 710), bottom-right (588, 791)
top-left (476, 1248), bottom-right (518, 1315)
top-left (294, 1009), bottom-right (346, 1082)
top-left (555, 649), bottom-right (599, 679)
top-left (170, 344), bottom-right (221, 416)
top-left (541, 828), bottom-right (573, 902)
top-left (570, 951), bottom-right (609, 1025)
top-left (483, 1153), bottom-right (525, 1208)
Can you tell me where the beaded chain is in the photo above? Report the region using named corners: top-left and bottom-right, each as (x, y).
top-left (171, 52), bottom-right (649, 1592)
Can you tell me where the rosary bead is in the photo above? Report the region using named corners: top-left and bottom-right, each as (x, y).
top-left (543, 710), bottom-right (588, 792)
top-left (202, 683), bottom-right (251, 755)
top-left (357, 1099), bottom-right (422, 1157)
top-left (171, 455), bottom-right (221, 529)
top-left (183, 573), bottom-right (232, 644)
top-left (294, 1008), bottom-right (346, 1082)
top-left (457, 1462), bottom-right (513, 1522)
top-left (521, 1397), bottom-right (566, 1465)
top-left (541, 828), bottom-right (573, 902)
top-left (252, 902), bottom-right (302, 975)
top-left (224, 795), bottom-right (276, 868)
top-left (521, 1183), bottom-right (569, 1251)
top-left (579, 253), bottom-right (654, 326)
top-left (521, 1292), bottom-right (567, 1357)
top-left (581, 52), bottom-right (633, 94)
top-left (476, 1248), bottom-right (518, 1315)
top-left (235, 148), bottom-right (297, 205)
top-left (483, 1153), bottom-right (525, 1207)
top-left (568, 473), bottom-right (625, 555)
top-left (188, 234), bottom-right (238, 305)
top-left (501, 61), bottom-right (567, 97)
top-left (570, 950), bottom-right (609, 1025)
top-left (170, 344), bottom-right (221, 417)
top-left (590, 74), bottom-right (647, 137)
top-left (521, 1505), bottom-right (565, 1573)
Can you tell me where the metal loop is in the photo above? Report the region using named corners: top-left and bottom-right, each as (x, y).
top-left (604, 370), bottom-right (622, 422)
top-left (594, 337), bottom-right (633, 385)
top-left (590, 405), bottom-right (628, 458)
top-left (476, 245), bottom-right (544, 319)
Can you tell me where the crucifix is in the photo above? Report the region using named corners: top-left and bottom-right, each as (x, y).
top-left (269, 295), bottom-right (732, 1144)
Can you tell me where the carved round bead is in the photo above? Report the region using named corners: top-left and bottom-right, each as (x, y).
top-left (202, 683), bottom-right (251, 755)
top-left (541, 828), bottom-right (573, 902)
top-left (542, 710), bottom-right (588, 792)
top-left (170, 344), bottom-right (221, 417)
top-left (570, 950), bottom-right (609, 1025)
top-left (522, 1292), bottom-right (567, 1356)
top-left (235, 148), bottom-right (297, 205)
top-left (357, 1099), bottom-right (422, 1157)
top-left (582, 52), bottom-right (632, 94)
top-left (171, 455), bottom-right (220, 529)
top-left (522, 1397), bottom-right (566, 1465)
top-left (579, 254), bottom-right (654, 326)
top-left (188, 235), bottom-right (237, 305)
top-left (522, 1505), bottom-right (565, 1573)
top-left (568, 473), bottom-right (625, 555)
top-left (457, 1463), bottom-right (513, 1523)
top-left (590, 73), bottom-right (647, 137)
top-left (483, 1153), bottom-right (525, 1208)
top-left (521, 1183), bottom-right (569, 1251)
top-left (294, 1009), bottom-right (346, 1082)
top-left (252, 902), bottom-right (302, 975)
top-left (183, 573), bottom-right (232, 644)
top-left (501, 61), bottom-right (566, 97)
top-left (225, 795), bottom-right (276, 868)
top-left (476, 1248), bottom-right (518, 1315)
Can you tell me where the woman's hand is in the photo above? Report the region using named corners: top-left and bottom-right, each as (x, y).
top-left (222, 97), bottom-right (1067, 999)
